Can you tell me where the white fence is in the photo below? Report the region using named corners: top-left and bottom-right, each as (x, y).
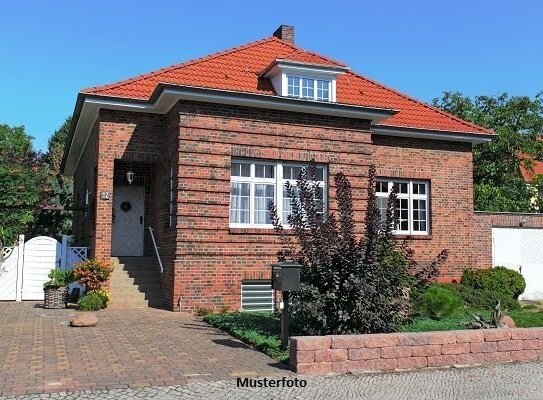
top-left (0, 234), bottom-right (87, 301)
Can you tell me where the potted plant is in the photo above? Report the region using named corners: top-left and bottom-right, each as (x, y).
top-left (43, 269), bottom-right (74, 309)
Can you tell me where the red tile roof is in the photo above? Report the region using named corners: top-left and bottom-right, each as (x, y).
top-left (83, 36), bottom-right (492, 136)
top-left (519, 157), bottom-right (543, 183)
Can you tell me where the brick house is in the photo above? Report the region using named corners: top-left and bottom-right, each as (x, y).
top-left (61, 25), bottom-right (499, 311)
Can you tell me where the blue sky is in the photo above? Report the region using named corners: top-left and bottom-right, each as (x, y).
top-left (1, 1), bottom-right (542, 151)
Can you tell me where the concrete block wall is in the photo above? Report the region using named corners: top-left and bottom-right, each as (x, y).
top-left (290, 328), bottom-right (543, 374)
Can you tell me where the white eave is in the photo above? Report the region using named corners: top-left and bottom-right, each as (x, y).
top-left (372, 125), bottom-right (495, 145)
top-left (62, 84), bottom-right (397, 176)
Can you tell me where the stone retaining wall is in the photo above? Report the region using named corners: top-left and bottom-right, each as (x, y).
top-left (290, 328), bottom-right (543, 374)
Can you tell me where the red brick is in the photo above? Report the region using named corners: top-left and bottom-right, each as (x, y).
top-left (427, 332), bottom-right (457, 345)
top-left (364, 334), bottom-right (400, 348)
top-left (293, 337), bottom-right (331, 351)
top-left (455, 330), bottom-right (484, 343)
top-left (397, 333), bottom-right (429, 346)
top-left (523, 339), bottom-right (543, 350)
top-left (381, 346), bottom-right (413, 359)
top-left (456, 352), bottom-right (485, 365)
top-left (314, 349), bottom-right (348, 363)
top-left (295, 362), bottom-right (332, 375)
top-left (427, 355), bottom-right (457, 367)
top-left (441, 343), bottom-right (470, 355)
top-left (484, 329), bottom-right (511, 342)
top-left (497, 340), bottom-right (524, 351)
top-left (471, 342), bottom-right (497, 353)
top-left (331, 335), bottom-right (365, 349)
top-left (348, 348), bottom-right (380, 361)
top-left (412, 345), bottom-right (442, 357)
top-left (511, 328), bottom-right (543, 340)
top-left (364, 358), bottom-right (398, 371)
top-left (397, 356), bottom-right (428, 369)
top-left (510, 350), bottom-right (538, 362)
top-left (330, 360), bottom-right (365, 373)
top-left (484, 352), bottom-right (511, 363)
top-left (294, 351), bottom-right (314, 363)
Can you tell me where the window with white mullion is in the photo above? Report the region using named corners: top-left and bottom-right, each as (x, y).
top-left (230, 160), bottom-right (327, 228)
top-left (375, 179), bottom-right (429, 235)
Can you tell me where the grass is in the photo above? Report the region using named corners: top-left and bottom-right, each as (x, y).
top-left (401, 306), bottom-right (543, 332)
top-left (203, 312), bottom-right (289, 363)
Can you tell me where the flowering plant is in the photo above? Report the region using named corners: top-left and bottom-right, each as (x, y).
top-left (72, 259), bottom-right (113, 291)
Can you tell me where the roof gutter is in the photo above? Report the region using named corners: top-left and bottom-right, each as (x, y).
top-left (372, 125), bottom-right (495, 145)
top-left (61, 84), bottom-right (398, 176)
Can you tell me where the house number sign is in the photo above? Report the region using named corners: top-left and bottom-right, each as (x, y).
top-left (99, 191), bottom-right (110, 200)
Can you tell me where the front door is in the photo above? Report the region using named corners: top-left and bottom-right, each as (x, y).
top-left (112, 185), bottom-right (145, 256)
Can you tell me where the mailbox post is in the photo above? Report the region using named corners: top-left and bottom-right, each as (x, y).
top-left (271, 261), bottom-right (301, 350)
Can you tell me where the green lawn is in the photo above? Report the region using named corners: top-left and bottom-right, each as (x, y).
top-left (203, 312), bottom-right (289, 363)
top-left (203, 308), bottom-right (543, 364)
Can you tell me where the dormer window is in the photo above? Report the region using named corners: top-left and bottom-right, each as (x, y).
top-left (286, 76), bottom-right (331, 102)
top-left (262, 59), bottom-right (349, 103)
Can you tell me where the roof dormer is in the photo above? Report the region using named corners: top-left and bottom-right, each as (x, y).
top-left (261, 59), bottom-right (349, 103)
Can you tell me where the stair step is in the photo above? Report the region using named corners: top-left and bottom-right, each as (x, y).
top-left (109, 257), bottom-right (163, 309)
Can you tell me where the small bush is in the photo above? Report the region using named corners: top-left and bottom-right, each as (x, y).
top-left (195, 307), bottom-right (214, 317)
top-left (77, 291), bottom-right (105, 311)
top-left (461, 267), bottom-right (525, 300)
top-left (441, 283), bottom-right (520, 310)
top-left (43, 269), bottom-right (74, 289)
top-left (91, 289), bottom-right (111, 306)
top-left (72, 259), bottom-right (114, 291)
top-left (414, 285), bottom-right (462, 320)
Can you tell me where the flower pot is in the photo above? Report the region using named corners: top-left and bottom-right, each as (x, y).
top-left (44, 286), bottom-right (68, 309)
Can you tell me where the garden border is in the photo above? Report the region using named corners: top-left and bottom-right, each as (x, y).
top-left (290, 327), bottom-right (543, 374)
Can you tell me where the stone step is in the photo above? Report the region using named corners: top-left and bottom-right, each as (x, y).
top-left (109, 256), bottom-right (163, 309)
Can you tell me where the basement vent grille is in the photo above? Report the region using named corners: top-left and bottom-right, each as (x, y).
top-left (241, 280), bottom-right (275, 312)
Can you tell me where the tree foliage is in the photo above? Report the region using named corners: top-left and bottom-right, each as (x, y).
top-left (31, 117), bottom-right (73, 238)
top-left (0, 124), bottom-right (43, 244)
top-left (269, 164), bottom-right (444, 335)
top-left (433, 92), bottom-right (543, 212)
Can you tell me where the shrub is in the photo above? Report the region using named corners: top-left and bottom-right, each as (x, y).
top-left (414, 284), bottom-right (462, 320)
top-left (461, 267), bottom-right (526, 300)
top-left (441, 283), bottom-right (520, 310)
top-left (195, 307), bottom-right (214, 317)
top-left (91, 289), bottom-right (111, 306)
top-left (77, 291), bottom-right (105, 311)
top-left (72, 259), bottom-right (113, 291)
top-left (43, 269), bottom-right (74, 289)
top-left (269, 164), bottom-right (446, 335)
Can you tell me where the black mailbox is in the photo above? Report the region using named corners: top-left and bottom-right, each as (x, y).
top-left (271, 261), bottom-right (301, 292)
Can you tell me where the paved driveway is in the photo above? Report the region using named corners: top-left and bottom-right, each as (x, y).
top-left (0, 302), bottom-right (288, 397)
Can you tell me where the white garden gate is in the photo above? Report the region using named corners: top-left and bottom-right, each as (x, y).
top-left (0, 234), bottom-right (87, 301)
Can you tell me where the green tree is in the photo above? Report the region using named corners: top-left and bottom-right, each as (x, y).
top-left (0, 124), bottom-right (43, 244)
top-left (433, 92), bottom-right (543, 212)
top-left (31, 117), bottom-right (73, 238)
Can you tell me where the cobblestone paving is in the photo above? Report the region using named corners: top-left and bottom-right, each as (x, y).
top-left (2, 360), bottom-right (543, 399)
top-left (0, 302), bottom-right (288, 397)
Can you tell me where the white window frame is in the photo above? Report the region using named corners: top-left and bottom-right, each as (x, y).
top-left (375, 179), bottom-right (429, 236)
top-left (230, 159), bottom-right (327, 229)
top-left (285, 75), bottom-right (331, 102)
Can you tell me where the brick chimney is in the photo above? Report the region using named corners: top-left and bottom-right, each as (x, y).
top-left (273, 25), bottom-right (294, 44)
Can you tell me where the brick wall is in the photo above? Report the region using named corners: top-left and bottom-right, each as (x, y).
top-left (290, 328), bottom-right (543, 374)
top-left (472, 212), bottom-right (543, 268)
top-left (372, 135), bottom-right (474, 279)
top-left (173, 101), bottom-right (373, 311)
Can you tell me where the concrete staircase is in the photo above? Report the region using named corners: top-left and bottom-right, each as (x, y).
top-left (109, 257), bottom-right (163, 309)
